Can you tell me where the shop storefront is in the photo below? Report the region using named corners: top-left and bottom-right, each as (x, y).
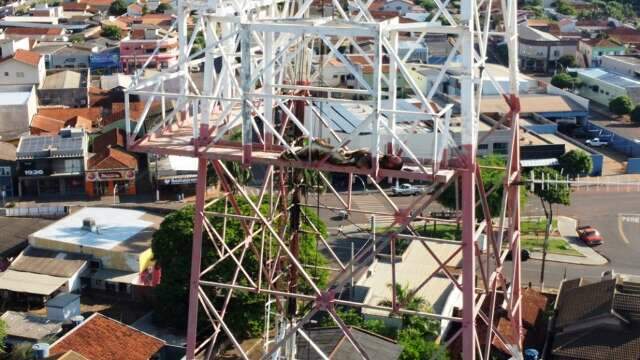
top-left (85, 147), bottom-right (138, 197)
top-left (85, 169), bottom-right (136, 197)
top-left (16, 129), bottom-right (88, 198)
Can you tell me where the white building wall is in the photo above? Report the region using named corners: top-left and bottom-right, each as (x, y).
top-left (0, 59), bottom-right (44, 87)
top-left (601, 56), bottom-right (640, 77)
top-left (0, 87), bottom-right (37, 140)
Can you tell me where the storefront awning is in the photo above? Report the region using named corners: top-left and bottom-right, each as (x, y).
top-left (0, 270), bottom-right (67, 296)
top-left (91, 269), bottom-right (139, 285)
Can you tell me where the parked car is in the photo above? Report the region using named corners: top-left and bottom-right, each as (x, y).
top-left (391, 183), bottom-right (422, 196)
top-left (577, 225), bottom-right (603, 246)
top-left (585, 138), bottom-right (608, 147)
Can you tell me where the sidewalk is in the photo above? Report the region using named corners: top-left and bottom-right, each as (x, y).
top-left (529, 216), bottom-right (608, 266)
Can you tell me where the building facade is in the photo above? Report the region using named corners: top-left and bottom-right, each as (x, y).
top-left (16, 128), bottom-right (87, 197)
top-left (119, 27), bottom-right (178, 73)
top-left (518, 24), bottom-right (578, 73)
top-left (579, 38), bottom-right (626, 68)
top-left (37, 69), bottom-right (89, 108)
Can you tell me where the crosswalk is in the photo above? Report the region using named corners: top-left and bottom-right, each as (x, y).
top-left (353, 194), bottom-right (396, 226)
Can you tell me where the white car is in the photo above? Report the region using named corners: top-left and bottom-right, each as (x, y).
top-left (585, 138), bottom-right (609, 147)
top-left (391, 184), bottom-right (422, 196)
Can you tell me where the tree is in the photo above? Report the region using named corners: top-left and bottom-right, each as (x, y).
top-left (69, 34), bottom-right (84, 44)
top-left (142, 4), bottom-right (149, 14)
top-left (155, 2), bottom-right (172, 13)
top-left (438, 155), bottom-right (527, 222)
top-left (631, 105), bottom-right (640, 123)
top-left (609, 95), bottom-right (634, 116)
top-left (558, 150), bottom-right (593, 179)
top-left (557, 54), bottom-right (576, 69)
top-left (151, 197), bottom-right (329, 338)
top-left (108, 0), bottom-right (127, 15)
top-left (378, 283), bottom-right (427, 312)
top-left (419, 0), bottom-right (436, 11)
top-left (528, 167), bottom-right (570, 288)
top-left (102, 25), bottom-right (122, 40)
top-left (551, 73), bottom-right (577, 89)
top-left (555, 0), bottom-right (576, 15)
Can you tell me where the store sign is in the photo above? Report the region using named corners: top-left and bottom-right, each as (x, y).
top-left (20, 161), bottom-right (50, 177)
top-left (86, 170), bottom-right (136, 182)
top-left (162, 176), bottom-right (198, 185)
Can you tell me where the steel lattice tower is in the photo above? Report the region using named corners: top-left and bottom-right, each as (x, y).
top-left (125, 0), bottom-right (524, 356)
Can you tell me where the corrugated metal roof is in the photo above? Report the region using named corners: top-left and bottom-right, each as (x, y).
top-left (1, 310), bottom-right (62, 340)
top-left (42, 70), bottom-right (82, 90)
top-left (0, 269), bottom-right (67, 295)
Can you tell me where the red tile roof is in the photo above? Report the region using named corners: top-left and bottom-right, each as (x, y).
top-left (37, 107), bottom-right (102, 125)
top-left (30, 114), bottom-right (66, 135)
top-left (5, 27), bottom-right (64, 36)
top-left (49, 313), bottom-right (164, 360)
top-left (10, 49), bottom-right (42, 67)
top-left (88, 147), bottom-right (138, 170)
top-left (581, 37), bottom-right (623, 48)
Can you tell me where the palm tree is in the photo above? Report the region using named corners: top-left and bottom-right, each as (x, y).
top-left (378, 283), bottom-right (427, 312)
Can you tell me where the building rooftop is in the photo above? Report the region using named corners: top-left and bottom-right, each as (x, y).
top-left (572, 67), bottom-right (640, 89)
top-left (296, 327), bottom-right (402, 360)
top-left (3, 49), bottom-right (41, 67)
top-left (46, 292), bottom-right (80, 309)
top-left (42, 70), bottom-right (82, 90)
top-left (357, 241), bottom-right (461, 318)
top-left (480, 94), bottom-right (587, 114)
top-left (552, 276), bottom-right (640, 360)
top-left (0, 141), bottom-right (16, 162)
top-left (0, 269), bottom-right (68, 295)
top-left (16, 130), bottom-right (86, 160)
top-left (10, 247), bottom-right (89, 278)
top-left (30, 207), bottom-right (162, 253)
top-left (1, 310), bottom-right (62, 342)
top-left (603, 54), bottom-right (640, 66)
top-left (49, 313), bottom-right (165, 360)
top-left (88, 147), bottom-right (138, 170)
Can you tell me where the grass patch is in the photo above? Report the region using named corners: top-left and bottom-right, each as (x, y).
top-left (521, 218), bottom-right (558, 234)
top-left (521, 236), bottom-right (582, 257)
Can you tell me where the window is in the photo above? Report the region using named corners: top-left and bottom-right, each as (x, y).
top-left (3, 72), bottom-right (7, 76)
top-left (478, 144), bottom-right (489, 150)
top-left (598, 51), bottom-right (603, 56)
top-left (493, 142), bottom-right (508, 154)
top-left (16, 72), bottom-right (24, 78)
top-left (553, 50), bottom-right (560, 57)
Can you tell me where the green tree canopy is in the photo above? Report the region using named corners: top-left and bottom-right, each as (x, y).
top-left (609, 95), bottom-right (634, 115)
top-left (151, 196), bottom-right (329, 340)
top-left (551, 73), bottom-right (579, 89)
top-left (108, 0), bottom-right (127, 15)
top-left (557, 54), bottom-right (576, 69)
top-left (419, 0), bottom-right (436, 11)
top-left (558, 150), bottom-right (593, 179)
top-left (438, 155), bottom-right (527, 221)
top-left (155, 2), bottom-right (172, 13)
top-left (101, 25), bottom-right (122, 40)
top-left (555, 0), bottom-right (576, 15)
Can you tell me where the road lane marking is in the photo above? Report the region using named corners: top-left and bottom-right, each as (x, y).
top-left (617, 213), bottom-right (640, 245)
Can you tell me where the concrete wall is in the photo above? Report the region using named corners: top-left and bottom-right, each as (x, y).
top-left (601, 56), bottom-right (640, 77)
top-left (0, 87), bottom-right (37, 140)
top-left (574, 73), bottom-right (627, 107)
top-left (626, 158), bottom-right (640, 174)
top-left (585, 121), bottom-right (640, 157)
top-left (49, 51), bottom-right (91, 69)
top-left (547, 84), bottom-right (590, 110)
top-left (0, 58), bottom-right (45, 87)
top-left (47, 297), bottom-right (81, 321)
top-left (38, 87), bottom-right (88, 107)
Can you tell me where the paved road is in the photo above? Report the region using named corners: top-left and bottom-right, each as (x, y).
top-left (310, 188), bottom-right (640, 290)
top-left (512, 190), bottom-right (640, 289)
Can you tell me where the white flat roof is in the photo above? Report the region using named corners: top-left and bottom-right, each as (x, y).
top-left (0, 91), bottom-right (31, 106)
top-left (31, 207), bottom-right (158, 251)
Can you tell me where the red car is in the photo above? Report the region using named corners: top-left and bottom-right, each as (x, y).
top-left (577, 225), bottom-right (603, 246)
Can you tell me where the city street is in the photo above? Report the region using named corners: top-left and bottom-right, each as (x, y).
top-left (308, 187), bottom-right (640, 290)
